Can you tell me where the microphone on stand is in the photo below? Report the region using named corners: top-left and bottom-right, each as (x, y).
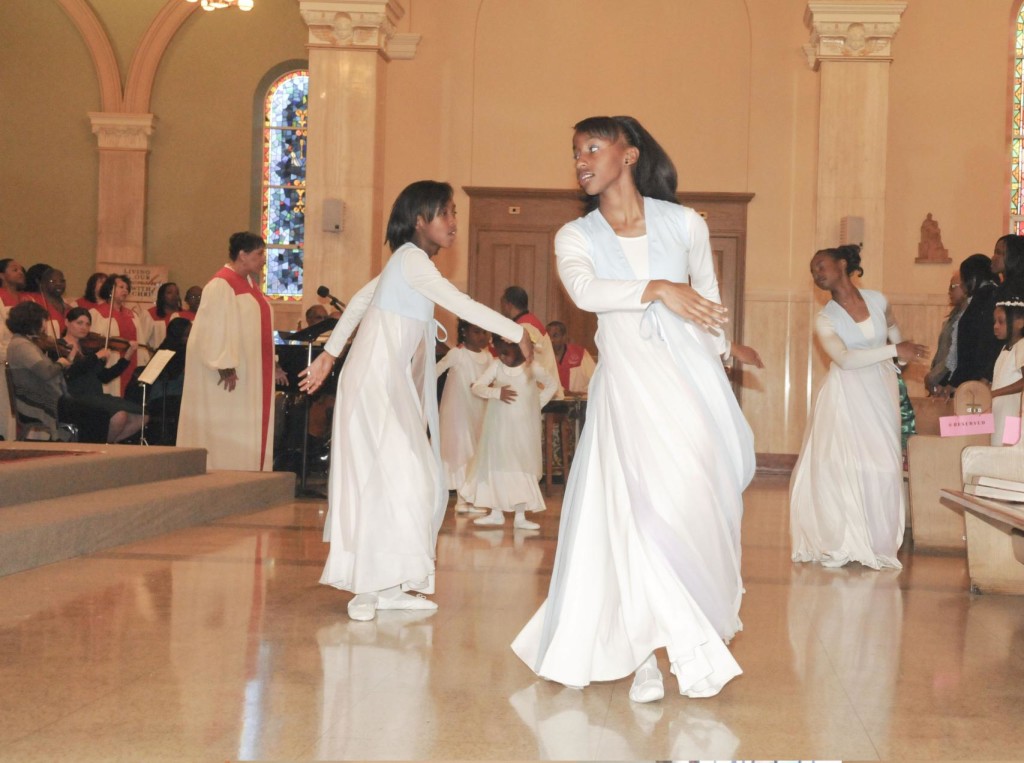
top-left (317, 285), bottom-right (346, 312)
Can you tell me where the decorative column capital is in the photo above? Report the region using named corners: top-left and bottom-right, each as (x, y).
top-left (88, 113), bottom-right (155, 150)
top-left (298, 0), bottom-right (415, 58)
top-left (803, 1), bottom-right (907, 70)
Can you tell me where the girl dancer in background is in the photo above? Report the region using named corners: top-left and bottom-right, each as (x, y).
top-left (436, 319), bottom-right (493, 514)
top-left (300, 180), bottom-right (532, 622)
top-left (461, 336), bottom-right (558, 530)
top-left (790, 244), bottom-right (926, 570)
top-left (512, 115), bottom-right (763, 702)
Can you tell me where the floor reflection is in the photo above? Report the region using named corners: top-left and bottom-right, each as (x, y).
top-left (788, 563), bottom-right (902, 751)
top-left (509, 679), bottom-right (740, 759)
top-left (315, 610), bottom-right (436, 759)
top-left (169, 534), bottom-right (270, 752)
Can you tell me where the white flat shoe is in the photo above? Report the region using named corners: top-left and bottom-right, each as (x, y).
top-left (376, 592), bottom-right (438, 611)
top-left (347, 593), bottom-right (378, 621)
top-left (821, 551), bottom-right (850, 569)
top-left (629, 659), bottom-right (664, 703)
top-left (473, 512), bottom-right (505, 526)
top-left (513, 517), bottom-right (540, 530)
top-left (456, 503), bottom-right (487, 514)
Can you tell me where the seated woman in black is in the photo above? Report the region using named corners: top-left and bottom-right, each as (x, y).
top-left (62, 307), bottom-right (145, 443)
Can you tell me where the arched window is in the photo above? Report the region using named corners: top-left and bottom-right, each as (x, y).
top-left (1013, 6), bottom-right (1024, 233)
top-left (258, 67), bottom-right (308, 299)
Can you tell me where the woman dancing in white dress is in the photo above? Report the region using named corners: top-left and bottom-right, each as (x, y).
top-left (299, 181), bottom-right (532, 622)
top-left (789, 244), bottom-right (926, 570)
top-left (511, 116), bottom-right (763, 702)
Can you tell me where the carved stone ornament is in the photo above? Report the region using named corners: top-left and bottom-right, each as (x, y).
top-left (299, 0), bottom-right (406, 51)
top-left (803, 1), bottom-right (906, 70)
top-left (916, 212), bottom-right (951, 264)
top-left (88, 113), bottom-right (155, 151)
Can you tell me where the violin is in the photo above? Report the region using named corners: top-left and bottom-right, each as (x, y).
top-left (33, 334), bottom-right (72, 360)
top-left (78, 332), bottom-right (132, 354)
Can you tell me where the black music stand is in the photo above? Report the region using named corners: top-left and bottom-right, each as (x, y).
top-left (278, 320), bottom-right (338, 497)
top-left (136, 349), bottom-right (176, 446)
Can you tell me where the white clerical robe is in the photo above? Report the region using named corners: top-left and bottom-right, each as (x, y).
top-left (177, 266), bottom-right (275, 471)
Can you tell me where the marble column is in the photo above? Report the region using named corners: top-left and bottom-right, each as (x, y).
top-left (804, 1), bottom-right (906, 282)
top-left (88, 112), bottom-right (155, 265)
top-left (298, 0), bottom-right (421, 317)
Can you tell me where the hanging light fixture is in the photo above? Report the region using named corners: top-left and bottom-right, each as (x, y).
top-left (186, 0), bottom-right (254, 11)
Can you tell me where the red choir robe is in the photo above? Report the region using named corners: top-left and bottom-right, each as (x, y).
top-left (176, 266), bottom-right (275, 471)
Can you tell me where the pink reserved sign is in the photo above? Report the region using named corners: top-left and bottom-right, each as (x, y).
top-left (939, 413), bottom-right (995, 437)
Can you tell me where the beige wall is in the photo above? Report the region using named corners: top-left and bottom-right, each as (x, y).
top-left (0, 0), bottom-right (101, 298)
top-left (1, 0), bottom-right (1019, 452)
top-left (147, 4), bottom-right (308, 294)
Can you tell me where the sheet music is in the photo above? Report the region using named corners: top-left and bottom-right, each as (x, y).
top-left (138, 349), bottom-right (175, 385)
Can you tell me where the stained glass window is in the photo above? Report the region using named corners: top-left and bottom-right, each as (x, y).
top-left (260, 70), bottom-right (308, 299)
top-left (1014, 8), bottom-right (1024, 233)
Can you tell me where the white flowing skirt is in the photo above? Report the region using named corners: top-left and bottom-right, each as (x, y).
top-left (789, 361), bottom-right (905, 570)
top-left (512, 307), bottom-right (753, 695)
top-left (320, 307), bottom-right (438, 594)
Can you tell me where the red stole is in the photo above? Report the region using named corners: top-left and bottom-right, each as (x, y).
top-left (94, 302), bottom-right (139, 396)
top-left (0, 288), bottom-right (39, 308)
top-left (148, 305), bottom-right (176, 327)
top-left (76, 297), bottom-right (101, 311)
top-left (556, 343), bottom-right (586, 390)
top-left (42, 299), bottom-right (71, 336)
top-left (515, 312), bottom-right (547, 335)
top-left (213, 266), bottom-right (273, 469)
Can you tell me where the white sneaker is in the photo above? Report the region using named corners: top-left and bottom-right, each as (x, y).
top-left (376, 592), bottom-right (438, 611)
top-left (347, 593), bottom-right (378, 621)
top-left (473, 511), bottom-right (505, 526)
top-left (513, 516), bottom-right (540, 530)
top-left (629, 656), bottom-right (664, 703)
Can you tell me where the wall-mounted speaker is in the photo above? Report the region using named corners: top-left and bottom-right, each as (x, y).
top-left (323, 198), bottom-right (344, 233)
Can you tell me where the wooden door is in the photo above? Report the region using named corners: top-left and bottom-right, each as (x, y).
top-left (473, 227), bottom-right (597, 353)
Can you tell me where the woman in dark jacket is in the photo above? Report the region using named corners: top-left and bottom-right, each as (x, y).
top-left (948, 253), bottom-right (1002, 388)
top-left (62, 307), bottom-right (145, 442)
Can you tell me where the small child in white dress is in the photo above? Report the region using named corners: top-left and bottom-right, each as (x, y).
top-left (990, 296), bottom-right (1024, 446)
top-left (460, 336), bottom-right (557, 529)
top-left (436, 320), bottom-right (492, 513)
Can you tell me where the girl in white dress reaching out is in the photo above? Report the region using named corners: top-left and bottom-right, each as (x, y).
top-left (460, 336), bottom-right (558, 530)
top-left (299, 181), bottom-right (532, 622)
top-left (990, 295), bottom-right (1024, 446)
top-left (511, 116), bottom-right (764, 703)
top-left (436, 320), bottom-right (493, 513)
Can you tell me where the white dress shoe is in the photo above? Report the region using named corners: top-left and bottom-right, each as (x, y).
top-left (513, 516), bottom-right (540, 530)
top-left (629, 657), bottom-right (664, 703)
top-left (376, 592), bottom-right (438, 611)
top-left (347, 593), bottom-right (378, 621)
top-left (455, 501), bottom-right (487, 514)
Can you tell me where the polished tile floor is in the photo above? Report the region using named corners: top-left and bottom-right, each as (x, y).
top-left (1, 475), bottom-right (1022, 761)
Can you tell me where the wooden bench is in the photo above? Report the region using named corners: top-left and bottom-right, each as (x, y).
top-left (905, 385), bottom-right (990, 552)
top-left (940, 489), bottom-right (1024, 594)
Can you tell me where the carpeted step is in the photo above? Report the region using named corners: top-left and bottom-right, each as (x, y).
top-left (0, 470), bottom-right (294, 577)
top-left (0, 442), bottom-right (207, 508)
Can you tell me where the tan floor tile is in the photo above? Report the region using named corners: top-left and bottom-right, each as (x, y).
top-left (1, 476), bottom-right (1022, 759)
